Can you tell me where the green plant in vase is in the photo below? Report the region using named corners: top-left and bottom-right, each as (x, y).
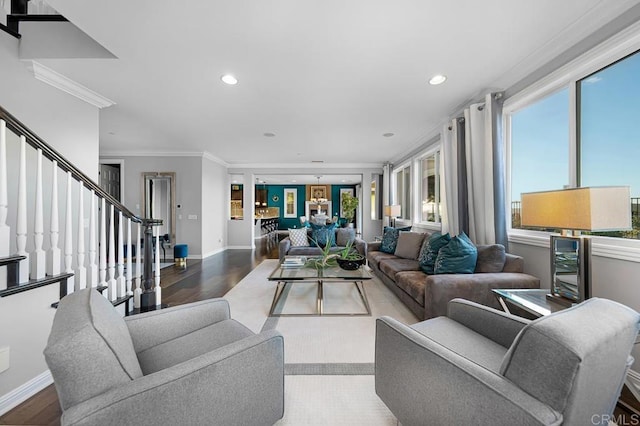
top-left (307, 238), bottom-right (338, 269)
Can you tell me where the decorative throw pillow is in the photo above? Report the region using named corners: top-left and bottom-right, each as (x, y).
top-left (288, 228), bottom-right (309, 247)
top-left (475, 244), bottom-right (506, 273)
top-left (419, 232), bottom-right (451, 274)
top-left (309, 223), bottom-right (337, 247)
top-left (434, 232), bottom-right (478, 274)
top-left (336, 227), bottom-right (356, 247)
top-left (380, 226), bottom-right (411, 254)
top-left (394, 232), bottom-right (426, 260)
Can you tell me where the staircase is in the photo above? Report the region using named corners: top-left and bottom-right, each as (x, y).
top-left (0, 106), bottom-right (163, 312)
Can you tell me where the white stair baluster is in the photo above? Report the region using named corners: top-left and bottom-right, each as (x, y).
top-left (76, 181), bottom-right (86, 289)
top-left (99, 198), bottom-right (107, 294)
top-left (16, 136), bottom-right (29, 283)
top-left (63, 171), bottom-right (74, 293)
top-left (0, 120), bottom-right (10, 289)
top-left (126, 217), bottom-right (132, 296)
top-left (88, 191), bottom-right (98, 287)
top-left (116, 211), bottom-right (125, 297)
top-left (134, 222), bottom-right (141, 308)
top-left (154, 227), bottom-right (161, 305)
top-left (107, 204), bottom-right (116, 301)
top-left (47, 161), bottom-right (60, 276)
top-left (31, 149), bottom-right (46, 279)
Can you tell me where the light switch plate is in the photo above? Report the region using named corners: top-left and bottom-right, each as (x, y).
top-left (0, 346), bottom-right (9, 373)
top-left (188, 215), bottom-right (198, 220)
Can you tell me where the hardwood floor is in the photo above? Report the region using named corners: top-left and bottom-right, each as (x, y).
top-left (0, 235), bottom-right (280, 426)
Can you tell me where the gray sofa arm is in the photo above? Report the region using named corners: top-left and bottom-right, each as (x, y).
top-left (447, 298), bottom-right (530, 348)
top-left (375, 317), bottom-right (562, 426)
top-left (279, 237), bottom-right (292, 262)
top-left (62, 330), bottom-right (285, 426)
top-left (354, 238), bottom-right (367, 257)
top-left (423, 272), bottom-right (540, 319)
top-left (125, 298), bottom-right (231, 353)
top-left (368, 241), bottom-right (382, 252)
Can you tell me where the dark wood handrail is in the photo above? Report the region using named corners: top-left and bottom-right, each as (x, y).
top-left (0, 105), bottom-right (143, 223)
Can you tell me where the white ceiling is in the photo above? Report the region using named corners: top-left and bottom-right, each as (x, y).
top-left (44, 0), bottom-right (639, 167)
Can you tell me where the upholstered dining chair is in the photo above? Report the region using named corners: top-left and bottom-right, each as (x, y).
top-left (44, 288), bottom-right (284, 426)
top-left (299, 215), bottom-right (307, 226)
top-left (375, 298), bottom-right (639, 426)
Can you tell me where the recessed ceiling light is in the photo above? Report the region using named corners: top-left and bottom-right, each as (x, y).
top-left (263, 132), bottom-right (276, 137)
top-left (221, 74), bottom-right (238, 85)
top-left (429, 74), bottom-right (447, 85)
top-left (341, 180), bottom-right (346, 183)
top-left (383, 133), bottom-right (394, 137)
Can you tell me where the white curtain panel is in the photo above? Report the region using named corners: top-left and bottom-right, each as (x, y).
top-left (440, 119), bottom-right (459, 236)
top-left (464, 93), bottom-right (496, 245)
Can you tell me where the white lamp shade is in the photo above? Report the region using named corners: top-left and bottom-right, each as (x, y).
top-left (521, 186), bottom-right (631, 231)
top-left (384, 205), bottom-right (402, 218)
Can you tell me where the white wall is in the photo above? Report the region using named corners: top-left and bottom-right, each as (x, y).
top-left (101, 155), bottom-right (204, 256)
top-left (201, 156), bottom-right (227, 257)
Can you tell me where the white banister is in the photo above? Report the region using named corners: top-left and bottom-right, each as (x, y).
top-left (126, 217), bottom-right (132, 297)
top-left (99, 197), bottom-right (107, 293)
top-left (88, 191), bottom-right (98, 287)
top-left (76, 181), bottom-right (86, 289)
top-left (16, 136), bottom-right (29, 283)
top-left (134, 222), bottom-right (141, 308)
top-left (63, 171), bottom-right (74, 293)
top-left (107, 204), bottom-right (116, 301)
top-left (31, 149), bottom-right (46, 279)
top-left (47, 160), bottom-right (60, 276)
top-left (116, 211), bottom-right (125, 298)
top-left (154, 228), bottom-right (161, 305)
top-left (0, 120), bottom-right (9, 289)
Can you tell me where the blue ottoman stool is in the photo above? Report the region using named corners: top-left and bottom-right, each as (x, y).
top-left (174, 244), bottom-right (188, 266)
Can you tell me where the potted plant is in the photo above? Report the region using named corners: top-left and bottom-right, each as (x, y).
top-left (307, 239), bottom-right (338, 269)
top-left (341, 193), bottom-right (359, 228)
top-left (336, 240), bottom-right (365, 270)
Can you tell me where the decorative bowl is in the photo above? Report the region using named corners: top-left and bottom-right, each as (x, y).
top-left (336, 255), bottom-right (365, 270)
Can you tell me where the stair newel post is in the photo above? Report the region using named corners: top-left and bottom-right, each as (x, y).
top-left (31, 149), bottom-right (46, 279)
top-left (76, 181), bottom-right (86, 290)
top-left (107, 204), bottom-right (116, 301)
top-left (0, 120), bottom-right (10, 289)
top-left (134, 222), bottom-right (141, 308)
top-left (47, 160), bottom-right (60, 276)
top-left (98, 197), bottom-right (107, 293)
top-left (63, 171), bottom-right (74, 294)
top-left (116, 211), bottom-right (125, 297)
top-left (140, 218), bottom-right (161, 310)
top-left (88, 191), bottom-right (98, 287)
top-left (16, 136), bottom-right (29, 284)
top-left (154, 227), bottom-right (161, 305)
top-left (126, 217), bottom-right (132, 297)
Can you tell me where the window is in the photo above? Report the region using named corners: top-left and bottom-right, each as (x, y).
top-left (578, 50), bottom-right (640, 238)
top-left (418, 150), bottom-right (441, 223)
top-left (371, 174), bottom-right (382, 220)
top-left (393, 165), bottom-right (411, 221)
top-left (510, 88), bottom-right (570, 229)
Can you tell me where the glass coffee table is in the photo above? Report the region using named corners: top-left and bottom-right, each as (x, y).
top-left (268, 258), bottom-right (372, 317)
top-left (492, 288), bottom-right (571, 318)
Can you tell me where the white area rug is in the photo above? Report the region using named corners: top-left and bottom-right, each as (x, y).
top-left (223, 259), bottom-right (418, 425)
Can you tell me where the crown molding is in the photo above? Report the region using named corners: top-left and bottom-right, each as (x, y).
top-left (100, 150), bottom-right (230, 167)
top-left (202, 151), bottom-right (229, 167)
top-left (226, 162), bottom-right (384, 169)
top-left (27, 61), bottom-right (115, 108)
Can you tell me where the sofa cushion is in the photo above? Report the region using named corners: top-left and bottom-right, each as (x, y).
top-left (434, 233), bottom-right (478, 274)
top-left (289, 228), bottom-right (309, 247)
top-left (336, 227), bottom-right (356, 247)
top-left (367, 250), bottom-right (397, 268)
top-left (394, 232), bottom-right (426, 260)
top-left (475, 244), bottom-right (506, 273)
top-left (43, 289), bottom-right (143, 410)
top-left (309, 222), bottom-right (336, 247)
top-left (395, 271), bottom-right (428, 306)
top-left (380, 226), bottom-right (411, 254)
top-left (419, 232), bottom-right (451, 274)
top-left (379, 257), bottom-right (421, 280)
top-left (137, 319), bottom-right (254, 375)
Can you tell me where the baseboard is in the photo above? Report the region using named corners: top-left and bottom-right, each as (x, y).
top-left (199, 247), bottom-right (227, 259)
top-left (226, 245), bottom-right (253, 250)
top-left (0, 370), bottom-right (53, 416)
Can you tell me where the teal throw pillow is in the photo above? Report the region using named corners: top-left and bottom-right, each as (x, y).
top-left (380, 226), bottom-right (411, 254)
top-left (434, 232), bottom-right (478, 274)
top-left (419, 232), bottom-right (451, 274)
top-left (309, 223), bottom-right (337, 247)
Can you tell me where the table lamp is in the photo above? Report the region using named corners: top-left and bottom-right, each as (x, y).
top-left (384, 205), bottom-right (401, 228)
top-left (520, 186), bottom-right (631, 305)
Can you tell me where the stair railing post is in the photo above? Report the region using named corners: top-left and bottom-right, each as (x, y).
top-left (16, 136), bottom-right (29, 284)
top-left (116, 211), bottom-right (125, 298)
top-left (107, 204), bottom-right (116, 301)
top-left (76, 181), bottom-right (86, 289)
top-left (88, 191), bottom-right (98, 287)
top-left (140, 218), bottom-right (161, 310)
top-left (47, 160), bottom-right (60, 276)
top-left (0, 120), bottom-right (9, 289)
top-left (63, 171), bottom-right (74, 295)
top-left (134, 222), bottom-right (141, 308)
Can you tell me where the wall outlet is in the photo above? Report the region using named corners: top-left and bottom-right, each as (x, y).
top-left (178, 214), bottom-right (183, 220)
top-left (0, 346), bottom-right (9, 373)
top-left (188, 214), bottom-right (198, 220)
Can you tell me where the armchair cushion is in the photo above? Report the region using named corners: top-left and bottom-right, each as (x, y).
top-left (434, 232), bottom-right (477, 274)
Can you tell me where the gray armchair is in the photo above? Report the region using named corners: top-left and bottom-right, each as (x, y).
top-left (44, 289), bottom-right (284, 426)
top-left (375, 298), bottom-right (640, 426)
